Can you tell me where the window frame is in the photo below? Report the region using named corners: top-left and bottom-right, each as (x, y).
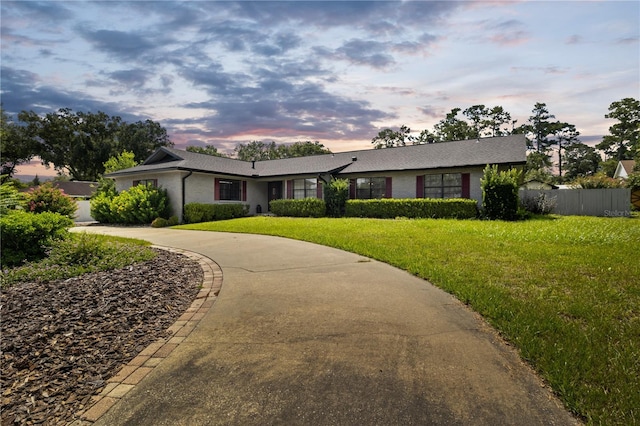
top-left (217, 179), bottom-right (242, 201)
top-left (423, 173), bottom-right (462, 199)
top-left (292, 178), bottom-right (318, 199)
top-left (355, 177), bottom-right (387, 199)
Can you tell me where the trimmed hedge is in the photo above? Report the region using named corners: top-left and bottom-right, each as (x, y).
top-left (183, 203), bottom-right (247, 223)
top-left (345, 198), bottom-right (478, 219)
top-left (0, 210), bottom-right (73, 267)
top-left (270, 198), bottom-right (326, 217)
top-left (481, 165), bottom-right (521, 221)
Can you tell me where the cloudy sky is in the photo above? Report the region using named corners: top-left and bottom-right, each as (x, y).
top-left (2, 1), bottom-right (638, 177)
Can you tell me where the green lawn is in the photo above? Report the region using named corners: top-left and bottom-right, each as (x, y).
top-left (177, 216), bottom-right (640, 425)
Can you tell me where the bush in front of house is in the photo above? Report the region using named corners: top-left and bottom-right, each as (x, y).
top-left (345, 198), bottom-right (478, 219)
top-left (24, 182), bottom-right (77, 219)
top-left (183, 203), bottom-right (247, 223)
top-left (520, 192), bottom-right (557, 215)
top-left (90, 184), bottom-right (170, 224)
top-left (0, 210), bottom-right (74, 267)
top-left (481, 165), bottom-right (521, 221)
top-left (270, 198), bottom-right (326, 217)
top-left (324, 178), bottom-right (349, 217)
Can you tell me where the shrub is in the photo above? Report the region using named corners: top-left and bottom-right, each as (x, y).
top-left (324, 178), bottom-right (349, 217)
top-left (571, 173), bottom-right (624, 189)
top-left (183, 203), bottom-right (247, 223)
top-left (1, 233), bottom-right (156, 287)
top-left (168, 215), bottom-right (180, 226)
top-left (270, 198), bottom-right (326, 217)
top-left (151, 217), bottom-right (169, 228)
top-left (90, 184), bottom-right (171, 224)
top-left (481, 165), bottom-right (521, 220)
top-left (345, 198), bottom-right (477, 219)
top-left (0, 180), bottom-right (26, 214)
top-left (25, 182), bottom-right (77, 219)
top-left (520, 192), bottom-right (557, 215)
top-left (0, 210), bottom-right (73, 267)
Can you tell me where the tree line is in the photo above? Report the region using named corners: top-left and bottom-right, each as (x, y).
top-left (1, 108), bottom-right (172, 182)
top-left (371, 98), bottom-right (639, 182)
top-left (2, 97), bottom-right (637, 184)
top-left (0, 107), bottom-right (333, 183)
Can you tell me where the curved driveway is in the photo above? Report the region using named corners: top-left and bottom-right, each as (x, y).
top-left (75, 226), bottom-right (579, 426)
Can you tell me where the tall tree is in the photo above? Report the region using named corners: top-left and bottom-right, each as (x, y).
top-left (433, 108), bottom-right (474, 141)
top-left (486, 106), bottom-right (514, 137)
top-left (462, 104), bottom-right (489, 138)
top-left (234, 141), bottom-right (280, 161)
top-left (520, 102), bottom-right (556, 152)
top-left (117, 119), bottom-right (173, 162)
top-left (563, 143), bottom-right (600, 180)
top-left (18, 108), bottom-right (122, 181)
top-left (549, 122), bottom-right (580, 178)
top-left (371, 125), bottom-right (412, 149)
top-left (186, 144), bottom-right (226, 157)
top-left (596, 97), bottom-right (640, 161)
top-left (1, 108), bottom-right (36, 182)
top-left (282, 141), bottom-right (331, 157)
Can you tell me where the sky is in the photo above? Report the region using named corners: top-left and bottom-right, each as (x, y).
top-left (2, 0), bottom-right (639, 179)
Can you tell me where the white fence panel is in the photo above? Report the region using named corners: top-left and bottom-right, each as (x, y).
top-left (75, 200), bottom-right (95, 222)
top-left (520, 189), bottom-right (631, 217)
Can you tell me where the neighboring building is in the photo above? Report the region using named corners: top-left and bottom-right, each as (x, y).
top-left (50, 181), bottom-right (98, 199)
top-left (613, 160), bottom-right (636, 179)
top-left (106, 135), bottom-right (527, 221)
top-left (520, 180), bottom-right (558, 190)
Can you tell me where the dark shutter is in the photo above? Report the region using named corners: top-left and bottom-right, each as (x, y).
top-left (242, 181), bottom-right (247, 202)
top-left (462, 173), bottom-right (470, 198)
top-left (385, 177), bottom-right (392, 198)
top-left (214, 178), bottom-right (220, 201)
top-left (416, 175), bottom-right (424, 198)
top-left (316, 180), bottom-right (323, 199)
top-left (349, 179), bottom-right (356, 199)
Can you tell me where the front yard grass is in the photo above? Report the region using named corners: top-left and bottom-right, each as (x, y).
top-left (177, 215), bottom-right (640, 425)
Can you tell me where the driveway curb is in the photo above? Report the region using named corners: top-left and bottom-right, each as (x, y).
top-left (70, 246), bottom-right (222, 425)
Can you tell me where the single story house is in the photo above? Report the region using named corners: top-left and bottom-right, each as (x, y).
top-left (107, 134), bottom-right (527, 221)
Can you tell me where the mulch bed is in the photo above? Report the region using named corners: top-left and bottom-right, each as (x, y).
top-left (1, 249), bottom-right (203, 425)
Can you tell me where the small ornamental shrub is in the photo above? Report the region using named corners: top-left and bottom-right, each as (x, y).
top-left (0, 210), bottom-right (73, 267)
top-left (168, 215), bottom-right (180, 226)
top-left (324, 178), bottom-right (349, 217)
top-left (151, 217), bottom-right (169, 228)
top-left (481, 165), bottom-right (521, 220)
top-left (25, 182), bottom-right (77, 219)
top-left (269, 198), bottom-right (326, 217)
top-left (345, 198), bottom-right (477, 219)
top-left (183, 203), bottom-right (247, 223)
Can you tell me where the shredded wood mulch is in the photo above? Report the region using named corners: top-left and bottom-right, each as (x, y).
top-left (1, 249), bottom-right (203, 425)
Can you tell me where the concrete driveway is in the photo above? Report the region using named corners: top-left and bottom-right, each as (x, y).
top-left (74, 226), bottom-right (579, 425)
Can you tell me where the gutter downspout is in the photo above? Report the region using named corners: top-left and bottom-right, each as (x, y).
top-left (181, 170), bottom-right (193, 222)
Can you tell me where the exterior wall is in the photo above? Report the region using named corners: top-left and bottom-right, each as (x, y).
top-left (247, 180), bottom-right (268, 214)
top-left (342, 167), bottom-right (485, 204)
top-left (184, 173), bottom-right (215, 204)
top-left (74, 200), bottom-right (94, 222)
top-left (114, 171), bottom-right (184, 221)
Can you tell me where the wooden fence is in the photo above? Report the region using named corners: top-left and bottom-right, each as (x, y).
top-left (520, 188), bottom-right (631, 217)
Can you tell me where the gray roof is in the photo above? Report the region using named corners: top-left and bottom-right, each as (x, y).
top-left (107, 134), bottom-right (526, 179)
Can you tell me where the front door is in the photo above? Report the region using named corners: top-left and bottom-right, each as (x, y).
top-left (268, 181), bottom-right (283, 211)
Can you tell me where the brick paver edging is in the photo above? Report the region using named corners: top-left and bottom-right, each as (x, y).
top-left (71, 246), bottom-right (223, 425)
